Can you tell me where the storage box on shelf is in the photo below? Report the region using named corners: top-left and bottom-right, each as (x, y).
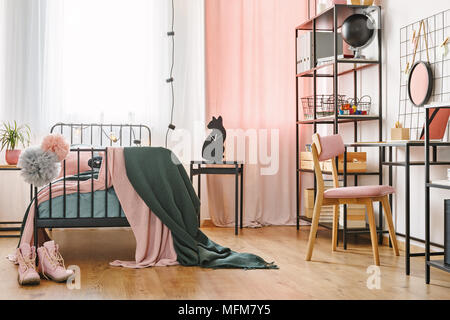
top-left (304, 188), bottom-right (334, 221)
top-left (391, 128), bottom-right (410, 141)
top-left (300, 151), bottom-right (367, 173)
top-left (304, 187), bottom-right (367, 228)
top-left (304, 188), bottom-right (334, 222)
top-left (339, 204), bottom-right (366, 229)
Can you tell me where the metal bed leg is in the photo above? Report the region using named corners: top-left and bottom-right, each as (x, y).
top-left (33, 187), bottom-right (38, 264)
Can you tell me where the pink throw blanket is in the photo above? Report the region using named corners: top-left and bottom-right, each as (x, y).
top-left (18, 148), bottom-right (178, 268)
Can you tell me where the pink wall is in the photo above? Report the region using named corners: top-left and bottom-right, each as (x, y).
top-left (205, 0), bottom-right (308, 225)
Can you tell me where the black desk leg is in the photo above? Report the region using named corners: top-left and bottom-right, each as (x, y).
top-left (425, 108), bottom-right (431, 284)
top-left (235, 164), bottom-right (239, 235)
top-left (240, 165), bottom-right (244, 230)
top-left (405, 145), bottom-right (411, 276)
top-left (432, 146), bottom-right (437, 162)
top-left (388, 146), bottom-right (393, 248)
top-left (343, 149), bottom-right (348, 250)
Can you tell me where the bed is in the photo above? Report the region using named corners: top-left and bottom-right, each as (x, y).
top-left (24, 123), bottom-right (277, 270)
top-left (32, 123), bottom-right (151, 249)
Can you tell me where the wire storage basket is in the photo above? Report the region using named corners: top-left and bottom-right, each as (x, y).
top-left (357, 95), bottom-right (372, 115)
top-left (320, 95), bottom-right (346, 117)
top-left (301, 96), bottom-right (315, 120)
top-left (340, 95), bottom-right (372, 115)
top-left (301, 95), bottom-right (346, 120)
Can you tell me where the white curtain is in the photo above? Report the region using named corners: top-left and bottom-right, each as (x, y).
top-left (0, 0), bottom-right (205, 221)
top-left (0, 0), bottom-right (205, 147)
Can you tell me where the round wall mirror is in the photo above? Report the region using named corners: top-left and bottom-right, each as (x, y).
top-left (408, 61), bottom-right (433, 107)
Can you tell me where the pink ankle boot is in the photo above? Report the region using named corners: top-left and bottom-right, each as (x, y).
top-left (37, 241), bottom-right (73, 282)
top-left (16, 243), bottom-right (40, 286)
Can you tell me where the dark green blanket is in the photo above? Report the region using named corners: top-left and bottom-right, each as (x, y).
top-left (123, 147), bottom-right (277, 270)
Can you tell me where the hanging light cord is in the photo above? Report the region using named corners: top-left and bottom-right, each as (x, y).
top-left (165, 0), bottom-right (175, 148)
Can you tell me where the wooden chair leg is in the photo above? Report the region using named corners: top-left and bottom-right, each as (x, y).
top-left (366, 200), bottom-right (380, 266)
top-left (381, 196), bottom-right (400, 256)
top-left (332, 204), bottom-right (339, 252)
top-left (306, 197), bottom-right (323, 261)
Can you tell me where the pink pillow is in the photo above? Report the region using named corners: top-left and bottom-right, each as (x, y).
top-left (58, 151), bottom-right (92, 178)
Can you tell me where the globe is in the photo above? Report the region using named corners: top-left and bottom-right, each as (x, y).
top-left (341, 14), bottom-right (375, 51)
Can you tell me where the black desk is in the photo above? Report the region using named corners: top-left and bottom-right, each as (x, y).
top-left (424, 103), bottom-right (450, 284)
top-left (345, 141), bottom-right (450, 276)
top-left (0, 165), bottom-right (32, 238)
top-left (190, 161), bottom-right (244, 235)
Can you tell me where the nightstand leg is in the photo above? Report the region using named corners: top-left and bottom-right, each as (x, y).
top-left (198, 169), bottom-right (201, 227)
top-left (240, 165), bottom-right (244, 230)
top-left (235, 165), bottom-right (239, 235)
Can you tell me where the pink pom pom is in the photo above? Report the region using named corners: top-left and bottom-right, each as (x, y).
top-left (41, 134), bottom-right (70, 161)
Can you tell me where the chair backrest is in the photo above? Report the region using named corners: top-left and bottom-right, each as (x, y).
top-left (311, 133), bottom-right (344, 193)
top-left (314, 134), bottom-right (345, 161)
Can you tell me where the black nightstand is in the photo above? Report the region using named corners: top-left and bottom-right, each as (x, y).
top-left (190, 161), bottom-right (244, 235)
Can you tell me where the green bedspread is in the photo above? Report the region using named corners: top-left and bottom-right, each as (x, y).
top-left (38, 188), bottom-right (125, 219)
top-left (124, 147), bottom-right (278, 270)
top-left (18, 171), bottom-right (124, 242)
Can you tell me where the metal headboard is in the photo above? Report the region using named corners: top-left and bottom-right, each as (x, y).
top-left (50, 123), bottom-right (151, 147)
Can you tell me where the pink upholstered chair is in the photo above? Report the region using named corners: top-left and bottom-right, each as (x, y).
top-left (305, 134), bottom-right (399, 266)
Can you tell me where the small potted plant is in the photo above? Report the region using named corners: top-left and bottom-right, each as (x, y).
top-left (0, 121), bottom-right (31, 165)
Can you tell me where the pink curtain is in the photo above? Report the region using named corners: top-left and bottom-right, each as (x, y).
top-left (205, 0), bottom-right (308, 227)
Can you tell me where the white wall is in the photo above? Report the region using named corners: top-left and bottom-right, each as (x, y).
top-left (381, 0), bottom-right (450, 247)
top-left (342, 0), bottom-right (450, 247)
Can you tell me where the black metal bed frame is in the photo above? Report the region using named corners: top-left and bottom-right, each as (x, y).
top-left (33, 123), bottom-right (151, 249)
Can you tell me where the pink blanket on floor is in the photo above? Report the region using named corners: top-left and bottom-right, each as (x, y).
top-left (19, 148), bottom-right (178, 268)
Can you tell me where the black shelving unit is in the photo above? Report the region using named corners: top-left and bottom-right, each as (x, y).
top-left (424, 102), bottom-right (450, 284)
top-left (295, 4), bottom-right (384, 247)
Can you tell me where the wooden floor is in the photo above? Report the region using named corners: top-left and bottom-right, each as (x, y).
top-left (1, 226), bottom-right (449, 300)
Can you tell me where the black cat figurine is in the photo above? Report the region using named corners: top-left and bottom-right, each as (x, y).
top-left (202, 116), bottom-right (226, 162)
